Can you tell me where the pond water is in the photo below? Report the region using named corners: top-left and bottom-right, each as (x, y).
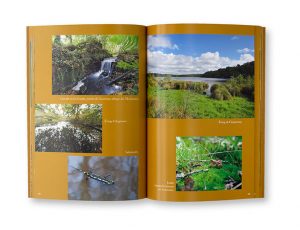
top-left (170, 77), bottom-right (228, 95)
top-left (68, 156), bottom-right (138, 201)
top-left (35, 121), bottom-right (101, 153)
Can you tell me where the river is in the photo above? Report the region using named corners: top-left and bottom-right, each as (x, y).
top-left (35, 121), bottom-right (102, 153)
top-left (170, 77), bottom-right (228, 95)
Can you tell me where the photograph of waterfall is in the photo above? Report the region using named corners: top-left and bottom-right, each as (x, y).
top-left (68, 156), bottom-right (138, 201)
top-left (147, 34), bottom-right (255, 119)
top-left (52, 35), bottom-right (139, 95)
top-left (35, 104), bottom-right (102, 153)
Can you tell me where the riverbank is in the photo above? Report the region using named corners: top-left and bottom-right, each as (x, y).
top-left (160, 76), bottom-right (227, 96)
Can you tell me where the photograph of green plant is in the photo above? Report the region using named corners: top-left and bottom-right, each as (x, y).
top-left (35, 104), bottom-right (102, 153)
top-left (147, 34), bottom-right (254, 119)
top-left (176, 136), bottom-right (242, 191)
top-left (52, 35), bottom-right (139, 95)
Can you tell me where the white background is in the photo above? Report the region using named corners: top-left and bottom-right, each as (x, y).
top-left (0, 0), bottom-right (299, 229)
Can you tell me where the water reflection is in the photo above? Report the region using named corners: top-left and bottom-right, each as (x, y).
top-left (35, 121), bottom-right (102, 153)
top-left (68, 156), bottom-right (138, 200)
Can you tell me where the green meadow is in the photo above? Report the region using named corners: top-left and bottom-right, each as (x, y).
top-left (147, 74), bottom-right (254, 119)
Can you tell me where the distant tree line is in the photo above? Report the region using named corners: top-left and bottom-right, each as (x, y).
top-left (200, 61), bottom-right (254, 79)
top-left (149, 61), bottom-right (254, 79)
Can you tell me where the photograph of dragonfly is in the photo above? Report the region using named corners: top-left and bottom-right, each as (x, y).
top-left (68, 156), bottom-right (138, 201)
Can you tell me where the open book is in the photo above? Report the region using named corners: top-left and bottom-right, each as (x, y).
top-left (27, 24), bottom-right (265, 201)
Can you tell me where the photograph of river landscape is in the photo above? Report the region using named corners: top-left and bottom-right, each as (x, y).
top-left (35, 104), bottom-right (102, 153)
top-left (52, 34), bottom-right (139, 95)
top-left (147, 34), bottom-right (255, 119)
top-left (68, 156), bottom-right (138, 201)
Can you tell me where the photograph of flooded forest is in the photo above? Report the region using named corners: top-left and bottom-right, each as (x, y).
top-left (68, 156), bottom-right (138, 201)
top-left (176, 136), bottom-right (242, 191)
top-left (35, 104), bottom-right (102, 153)
top-left (147, 34), bottom-right (255, 119)
top-left (52, 35), bottom-right (139, 95)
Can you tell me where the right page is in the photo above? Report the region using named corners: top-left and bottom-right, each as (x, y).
top-left (147, 24), bottom-right (265, 201)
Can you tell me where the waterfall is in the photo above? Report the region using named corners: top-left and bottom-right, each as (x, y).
top-left (72, 57), bottom-right (117, 92)
top-left (94, 57), bottom-right (117, 78)
top-left (100, 57), bottom-right (117, 76)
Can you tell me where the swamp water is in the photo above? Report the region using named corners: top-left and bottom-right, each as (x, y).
top-left (35, 121), bottom-right (101, 153)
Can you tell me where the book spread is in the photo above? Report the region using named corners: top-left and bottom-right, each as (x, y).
top-left (27, 24), bottom-right (265, 201)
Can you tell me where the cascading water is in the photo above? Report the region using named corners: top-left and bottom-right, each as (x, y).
top-left (100, 57), bottom-right (117, 77)
top-left (72, 57), bottom-right (118, 93)
top-left (93, 57), bottom-right (117, 78)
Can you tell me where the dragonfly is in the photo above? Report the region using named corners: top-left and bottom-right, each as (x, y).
top-left (70, 166), bottom-right (115, 185)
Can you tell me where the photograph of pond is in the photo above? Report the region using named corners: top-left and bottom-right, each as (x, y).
top-left (147, 34), bottom-right (255, 119)
top-left (68, 156), bottom-right (138, 201)
top-left (35, 104), bottom-right (102, 153)
top-left (52, 35), bottom-right (139, 95)
top-left (176, 136), bottom-right (242, 191)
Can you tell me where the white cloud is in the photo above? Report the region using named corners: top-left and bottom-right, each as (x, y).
top-left (148, 35), bottom-right (179, 50)
top-left (147, 50), bottom-right (254, 75)
top-left (240, 53), bottom-right (255, 62)
top-left (231, 36), bottom-right (239, 40)
top-left (237, 48), bottom-right (254, 53)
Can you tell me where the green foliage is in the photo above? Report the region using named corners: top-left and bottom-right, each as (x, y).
top-left (116, 60), bottom-right (138, 71)
top-left (147, 74), bottom-right (208, 94)
top-left (52, 35), bottom-right (139, 94)
top-left (224, 74), bottom-right (254, 101)
top-left (147, 87), bottom-right (254, 119)
top-left (176, 136), bottom-right (242, 191)
top-left (147, 73), bottom-right (160, 88)
top-left (99, 35), bottom-right (138, 56)
top-left (193, 82), bottom-right (209, 93)
top-left (210, 84), bottom-right (232, 100)
top-left (35, 104), bottom-right (102, 128)
top-left (52, 37), bottom-right (110, 93)
top-left (210, 75), bottom-right (254, 101)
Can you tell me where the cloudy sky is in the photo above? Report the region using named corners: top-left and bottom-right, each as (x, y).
top-left (147, 34), bottom-right (254, 75)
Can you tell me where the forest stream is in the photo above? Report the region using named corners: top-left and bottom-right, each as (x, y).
top-left (71, 57), bottom-right (122, 95)
top-left (35, 121), bottom-right (102, 153)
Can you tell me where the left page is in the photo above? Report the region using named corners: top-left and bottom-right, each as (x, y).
top-left (27, 25), bottom-right (146, 200)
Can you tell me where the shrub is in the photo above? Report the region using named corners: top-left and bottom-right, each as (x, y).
top-left (193, 82), bottom-right (209, 94)
top-left (225, 82), bottom-right (241, 97)
top-left (224, 74), bottom-right (254, 101)
top-left (170, 81), bottom-right (180, 89)
top-left (241, 84), bottom-right (254, 101)
top-left (162, 78), bottom-right (173, 90)
top-left (147, 74), bottom-right (159, 88)
top-left (157, 79), bottom-right (208, 94)
top-left (116, 60), bottom-right (138, 71)
top-left (211, 84), bottom-right (232, 100)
